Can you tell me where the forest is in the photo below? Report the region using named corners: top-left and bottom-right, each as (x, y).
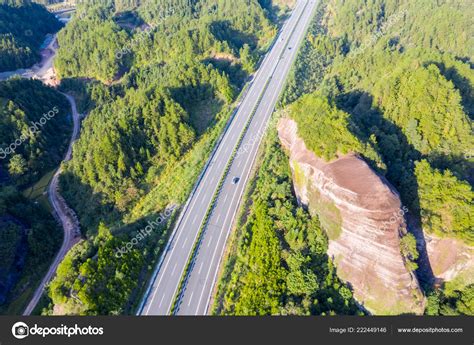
top-left (277, 0), bottom-right (473, 314)
top-left (0, 78), bottom-right (71, 313)
top-left (42, 0), bottom-right (289, 315)
top-left (1, 0), bottom-right (471, 317)
top-left (0, 0), bottom-right (63, 72)
top-left (213, 129), bottom-right (362, 315)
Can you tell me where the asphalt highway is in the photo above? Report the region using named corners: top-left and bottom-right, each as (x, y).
top-left (140, 0), bottom-right (318, 315)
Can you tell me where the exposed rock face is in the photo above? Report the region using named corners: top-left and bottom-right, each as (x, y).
top-left (278, 118), bottom-right (425, 315)
top-left (426, 236), bottom-right (474, 283)
top-left (412, 222), bottom-right (474, 285)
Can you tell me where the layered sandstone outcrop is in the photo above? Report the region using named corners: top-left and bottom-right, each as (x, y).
top-left (278, 118), bottom-right (425, 315)
top-left (411, 222), bottom-right (474, 286)
top-left (426, 236), bottom-right (474, 283)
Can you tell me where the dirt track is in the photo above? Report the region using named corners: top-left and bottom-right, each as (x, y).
top-left (22, 93), bottom-right (82, 315)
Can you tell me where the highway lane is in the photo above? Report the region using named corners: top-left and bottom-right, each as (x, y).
top-left (176, 0), bottom-right (319, 315)
top-left (140, 0), bottom-right (314, 316)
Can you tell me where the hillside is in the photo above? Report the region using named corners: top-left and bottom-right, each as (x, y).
top-left (0, 79), bottom-right (71, 314)
top-left (279, 0), bottom-right (473, 314)
top-left (0, 0), bottom-right (63, 72)
top-left (214, 0), bottom-right (473, 316)
top-left (46, 0), bottom-right (289, 315)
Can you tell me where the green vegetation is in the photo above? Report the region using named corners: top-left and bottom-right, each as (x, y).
top-left (0, 0), bottom-right (62, 72)
top-left (48, 224), bottom-right (144, 315)
top-left (288, 93), bottom-right (382, 165)
top-left (426, 278), bottom-right (474, 316)
top-left (0, 78), bottom-right (71, 185)
top-left (0, 186), bottom-right (62, 314)
top-left (214, 129), bottom-right (361, 315)
top-left (279, 0), bottom-right (473, 315)
top-left (46, 0), bottom-right (288, 314)
top-left (415, 160), bottom-right (473, 244)
top-left (55, 11), bottom-right (128, 82)
top-left (399, 233), bottom-right (419, 271)
top-left (0, 78), bottom-right (70, 314)
top-left (55, 0), bottom-right (277, 83)
top-left (283, 0), bottom-right (473, 243)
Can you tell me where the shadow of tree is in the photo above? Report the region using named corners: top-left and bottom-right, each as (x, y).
top-left (429, 61), bottom-right (474, 120)
top-left (203, 57), bottom-right (248, 88)
top-left (335, 90), bottom-right (435, 288)
top-left (59, 171), bottom-right (123, 237)
top-left (426, 152), bottom-right (474, 186)
top-left (209, 20), bottom-right (258, 51)
top-left (169, 82), bottom-right (223, 135)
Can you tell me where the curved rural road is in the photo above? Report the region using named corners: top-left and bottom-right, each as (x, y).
top-left (0, 29), bottom-right (83, 315)
top-left (0, 34), bottom-right (58, 83)
top-left (23, 93), bottom-right (82, 315)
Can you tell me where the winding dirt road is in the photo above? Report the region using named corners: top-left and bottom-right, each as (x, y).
top-left (0, 34), bottom-right (59, 85)
top-left (0, 30), bottom-right (83, 315)
top-left (22, 93), bottom-right (82, 315)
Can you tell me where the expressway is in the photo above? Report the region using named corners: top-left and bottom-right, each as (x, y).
top-left (140, 0), bottom-right (318, 316)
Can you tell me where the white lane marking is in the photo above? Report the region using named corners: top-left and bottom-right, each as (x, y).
top-left (237, 160), bottom-right (242, 168)
top-left (158, 294), bottom-right (166, 309)
top-left (198, 262), bottom-right (204, 274)
top-left (192, 214), bottom-right (198, 225)
top-left (207, 236), bottom-right (213, 248)
top-left (195, 186), bottom-right (240, 314)
top-left (217, 161), bottom-right (222, 169)
top-left (182, 237), bottom-right (188, 249)
top-left (148, 2), bottom-right (309, 315)
top-left (223, 194), bottom-right (228, 203)
top-left (215, 213), bottom-right (221, 224)
top-left (188, 291), bottom-right (194, 307)
top-left (199, 1), bottom-right (314, 315)
top-left (171, 263), bottom-right (177, 276)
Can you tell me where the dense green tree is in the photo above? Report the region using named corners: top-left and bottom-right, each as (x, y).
top-left (233, 202), bottom-right (286, 315)
top-left (287, 92), bottom-right (382, 166)
top-left (0, 1), bottom-right (62, 71)
top-left (277, 0), bottom-right (473, 315)
top-left (7, 154), bottom-right (27, 176)
top-left (400, 233), bottom-right (419, 271)
top-left (0, 184), bottom-right (61, 314)
top-left (239, 44), bottom-right (257, 73)
top-left (0, 78), bottom-right (71, 185)
top-left (415, 160), bottom-right (473, 244)
top-left (216, 132), bottom-right (361, 315)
